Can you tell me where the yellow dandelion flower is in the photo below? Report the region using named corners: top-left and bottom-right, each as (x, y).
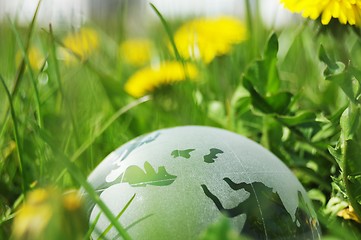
top-left (12, 188), bottom-right (87, 240)
top-left (124, 61), bottom-right (198, 98)
top-left (280, 0), bottom-right (361, 25)
top-left (16, 46), bottom-right (44, 70)
top-left (12, 188), bottom-right (54, 240)
top-left (174, 16), bottom-right (247, 63)
top-left (62, 191), bottom-right (82, 211)
top-left (119, 39), bottom-right (152, 66)
top-left (63, 27), bottom-right (99, 63)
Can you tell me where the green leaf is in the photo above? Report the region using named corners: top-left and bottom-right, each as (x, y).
top-left (243, 33), bottom-right (280, 95)
top-left (327, 71), bottom-right (357, 103)
top-left (328, 146), bottom-right (343, 169)
top-left (265, 33), bottom-right (278, 59)
top-left (319, 45), bottom-right (359, 103)
top-left (318, 45), bottom-right (341, 75)
top-left (233, 97), bottom-right (251, 117)
top-left (243, 79), bottom-right (292, 115)
top-left (243, 79), bottom-right (273, 114)
top-left (340, 105), bottom-right (360, 140)
top-left (276, 111), bottom-right (316, 127)
top-left (264, 92), bottom-right (292, 115)
top-left (343, 139), bottom-right (361, 221)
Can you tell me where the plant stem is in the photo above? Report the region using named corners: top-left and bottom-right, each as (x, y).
top-left (149, 3), bottom-right (191, 80)
top-left (149, 3), bottom-right (181, 62)
top-left (40, 132), bottom-right (132, 240)
top-left (55, 95), bottom-right (151, 183)
top-left (0, 75), bottom-right (27, 193)
top-left (10, 21), bottom-right (43, 128)
top-left (48, 24), bottom-right (81, 147)
top-left (1, 0), bottom-right (43, 129)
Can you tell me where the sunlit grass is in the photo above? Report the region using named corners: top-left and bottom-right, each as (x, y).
top-left (1, 1), bottom-right (361, 239)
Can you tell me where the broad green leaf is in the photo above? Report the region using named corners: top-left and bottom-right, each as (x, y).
top-left (318, 45), bottom-right (343, 75)
top-left (312, 123), bottom-right (339, 142)
top-left (343, 139), bottom-right (361, 221)
top-left (340, 105), bottom-right (360, 140)
top-left (319, 45), bottom-right (359, 103)
top-left (243, 33), bottom-right (280, 95)
top-left (243, 79), bottom-right (273, 114)
top-left (350, 65), bottom-right (361, 86)
top-left (265, 33), bottom-right (278, 59)
top-left (264, 92), bottom-right (292, 115)
top-left (276, 111), bottom-right (316, 127)
top-left (327, 71), bottom-right (357, 103)
top-left (233, 97), bottom-right (251, 117)
top-left (328, 146), bottom-right (343, 168)
top-left (243, 79), bottom-right (292, 115)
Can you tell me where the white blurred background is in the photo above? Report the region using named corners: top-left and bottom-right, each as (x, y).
top-left (0, 0), bottom-right (296, 28)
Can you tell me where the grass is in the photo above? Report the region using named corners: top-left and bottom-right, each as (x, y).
top-left (1, 1), bottom-right (361, 239)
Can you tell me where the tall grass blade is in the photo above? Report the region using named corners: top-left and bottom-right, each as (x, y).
top-left (0, 75), bottom-right (27, 193)
top-left (56, 95), bottom-right (151, 182)
top-left (39, 130), bottom-right (132, 240)
top-left (149, 3), bottom-right (182, 62)
top-left (84, 212), bottom-right (101, 240)
top-left (48, 24), bottom-right (81, 146)
top-left (9, 20), bottom-right (43, 128)
top-left (11, 0), bottom-right (42, 96)
top-left (98, 194), bottom-right (136, 239)
top-left (1, 0), bottom-right (42, 130)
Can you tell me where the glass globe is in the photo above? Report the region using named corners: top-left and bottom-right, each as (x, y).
top-left (85, 126), bottom-right (321, 239)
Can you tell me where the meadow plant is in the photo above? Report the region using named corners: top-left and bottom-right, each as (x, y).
top-left (1, 0), bottom-right (361, 239)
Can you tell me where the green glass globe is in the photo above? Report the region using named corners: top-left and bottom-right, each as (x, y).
top-left (86, 126), bottom-right (321, 239)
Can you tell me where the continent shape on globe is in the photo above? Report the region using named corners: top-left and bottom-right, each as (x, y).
top-left (86, 126), bottom-right (321, 239)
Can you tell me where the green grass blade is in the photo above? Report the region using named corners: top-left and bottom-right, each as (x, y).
top-left (0, 75), bottom-right (27, 193)
top-left (55, 95), bottom-right (151, 182)
top-left (9, 20), bottom-right (43, 128)
top-left (98, 194), bottom-right (136, 239)
top-left (149, 3), bottom-right (182, 62)
top-left (42, 28), bottom-right (120, 109)
top-left (149, 3), bottom-right (191, 81)
top-left (48, 24), bottom-right (81, 146)
top-left (1, 0), bottom-right (42, 131)
top-left (84, 211), bottom-right (102, 240)
top-left (38, 130), bottom-right (132, 240)
top-left (10, 0), bottom-right (42, 96)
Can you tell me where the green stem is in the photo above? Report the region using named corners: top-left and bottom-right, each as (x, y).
top-left (149, 3), bottom-right (192, 81)
top-left (343, 139), bottom-right (361, 221)
top-left (10, 21), bottom-right (43, 128)
top-left (1, 0), bottom-right (42, 129)
top-left (42, 28), bottom-right (119, 109)
top-left (149, 3), bottom-right (181, 62)
top-left (245, 0), bottom-right (253, 36)
top-left (0, 75), bottom-right (27, 193)
top-left (48, 24), bottom-right (81, 147)
top-left (10, 0), bottom-right (42, 96)
top-left (98, 194), bottom-right (136, 239)
top-left (55, 96), bottom-right (151, 182)
top-left (40, 132), bottom-right (132, 240)
top-left (245, 0), bottom-right (256, 57)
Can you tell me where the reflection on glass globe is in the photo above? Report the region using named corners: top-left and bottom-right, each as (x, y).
top-left (85, 126), bottom-right (321, 239)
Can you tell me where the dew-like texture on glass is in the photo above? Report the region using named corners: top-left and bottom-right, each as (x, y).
top-left (86, 126), bottom-right (321, 239)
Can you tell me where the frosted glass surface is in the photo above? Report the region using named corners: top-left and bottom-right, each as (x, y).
top-left (86, 126), bottom-right (321, 239)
